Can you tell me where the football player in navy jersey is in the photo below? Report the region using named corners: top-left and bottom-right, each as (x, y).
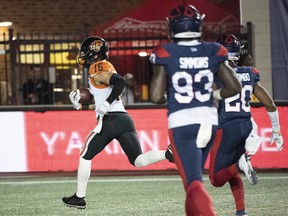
top-left (149, 5), bottom-right (241, 216)
top-left (209, 34), bottom-right (284, 216)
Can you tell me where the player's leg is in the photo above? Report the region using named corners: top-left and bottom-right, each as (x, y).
top-left (170, 124), bottom-right (216, 216)
top-left (229, 174), bottom-right (247, 216)
top-left (209, 128), bottom-right (223, 184)
top-left (235, 135), bottom-right (258, 185)
top-left (237, 153), bottom-right (258, 185)
top-left (233, 120), bottom-right (256, 216)
top-left (118, 130), bottom-right (168, 167)
top-left (63, 116), bottom-right (115, 208)
top-left (165, 144), bottom-right (174, 163)
top-left (208, 124), bottom-right (246, 215)
top-left (209, 126), bottom-right (242, 187)
top-left (186, 181), bottom-right (213, 216)
top-left (229, 120), bottom-right (257, 185)
top-left (116, 113), bottom-right (171, 167)
top-left (210, 120), bottom-right (253, 215)
top-left (62, 131), bottom-right (100, 208)
top-left (209, 119), bottom-right (254, 187)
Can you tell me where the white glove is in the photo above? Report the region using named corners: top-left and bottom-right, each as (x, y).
top-left (245, 118), bottom-right (264, 155)
top-left (96, 101), bottom-right (110, 116)
top-left (245, 133), bottom-right (264, 155)
top-left (69, 89), bottom-right (81, 110)
top-left (270, 131), bottom-right (284, 151)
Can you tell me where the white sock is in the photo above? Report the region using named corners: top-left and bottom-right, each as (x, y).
top-left (76, 157), bottom-right (91, 198)
top-left (134, 150), bottom-right (166, 167)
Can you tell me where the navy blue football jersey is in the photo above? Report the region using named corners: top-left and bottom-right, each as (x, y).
top-left (218, 66), bottom-right (260, 126)
top-left (150, 41), bottom-right (228, 128)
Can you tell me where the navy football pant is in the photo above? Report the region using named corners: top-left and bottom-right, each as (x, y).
top-left (169, 124), bottom-right (217, 188)
top-left (210, 119), bottom-right (252, 174)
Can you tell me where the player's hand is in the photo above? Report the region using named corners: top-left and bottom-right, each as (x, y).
top-left (69, 89), bottom-right (81, 110)
top-left (270, 131), bottom-right (284, 151)
top-left (96, 101), bottom-right (110, 116)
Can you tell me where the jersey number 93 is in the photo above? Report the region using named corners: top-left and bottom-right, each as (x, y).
top-left (172, 70), bottom-right (213, 104)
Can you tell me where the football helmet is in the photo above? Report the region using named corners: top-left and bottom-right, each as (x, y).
top-left (77, 36), bottom-right (109, 68)
top-left (217, 34), bottom-right (242, 61)
top-left (168, 4), bottom-right (205, 39)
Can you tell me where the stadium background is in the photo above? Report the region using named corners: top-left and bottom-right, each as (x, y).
top-left (0, 0), bottom-right (287, 174)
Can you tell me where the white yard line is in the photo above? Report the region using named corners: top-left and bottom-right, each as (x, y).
top-left (0, 175), bottom-right (287, 185)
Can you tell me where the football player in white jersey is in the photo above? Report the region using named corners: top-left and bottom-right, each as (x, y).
top-left (62, 36), bottom-right (174, 209)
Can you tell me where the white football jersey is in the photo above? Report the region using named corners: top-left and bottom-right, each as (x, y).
top-left (88, 60), bottom-right (126, 117)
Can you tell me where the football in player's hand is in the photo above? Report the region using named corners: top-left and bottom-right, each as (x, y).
top-left (79, 88), bottom-right (94, 104)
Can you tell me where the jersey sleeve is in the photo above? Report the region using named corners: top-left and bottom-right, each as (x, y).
top-left (88, 60), bottom-right (116, 77)
top-left (251, 67), bottom-right (260, 82)
top-left (149, 45), bottom-right (171, 65)
top-left (88, 60), bottom-right (116, 89)
top-left (213, 43), bottom-right (228, 64)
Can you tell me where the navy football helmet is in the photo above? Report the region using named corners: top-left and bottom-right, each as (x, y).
top-left (168, 4), bottom-right (205, 39)
top-left (77, 36), bottom-right (109, 68)
top-left (217, 34), bottom-right (242, 61)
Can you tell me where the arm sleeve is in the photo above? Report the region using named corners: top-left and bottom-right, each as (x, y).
top-left (106, 73), bottom-right (126, 104)
top-left (267, 110), bottom-right (280, 132)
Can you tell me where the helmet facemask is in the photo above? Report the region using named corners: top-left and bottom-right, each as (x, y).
top-left (76, 51), bottom-right (87, 68)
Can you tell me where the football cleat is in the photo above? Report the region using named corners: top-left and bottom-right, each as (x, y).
top-left (165, 144), bottom-right (174, 163)
top-left (235, 210), bottom-right (248, 216)
top-left (62, 193), bottom-right (86, 209)
top-left (238, 154), bottom-right (258, 185)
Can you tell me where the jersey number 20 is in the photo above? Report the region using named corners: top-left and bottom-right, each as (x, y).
top-left (225, 85), bottom-right (253, 112)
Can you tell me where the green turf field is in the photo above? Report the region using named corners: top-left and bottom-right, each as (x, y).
top-left (0, 172), bottom-right (287, 216)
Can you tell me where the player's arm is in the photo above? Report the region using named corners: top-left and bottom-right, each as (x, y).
top-left (69, 89), bottom-right (96, 110)
top-left (94, 72), bottom-right (126, 104)
top-left (93, 71), bottom-right (114, 84)
top-left (214, 61), bottom-right (242, 99)
top-left (94, 72), bottom-right (126, 115)
top-left (253, 82), bottom-right (283, 151)
top-left (150, 64), bottom-right (167, 104)
top-left (253, 82), bottom-right (276, 112)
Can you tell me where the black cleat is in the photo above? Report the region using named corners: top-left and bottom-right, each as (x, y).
top-left (62, 193), bottom-right (86, 209)
top-left (165, 144), bottom-right (174, 163)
